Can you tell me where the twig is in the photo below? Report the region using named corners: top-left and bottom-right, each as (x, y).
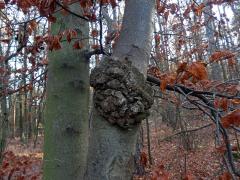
top-left (56, 1), bottom-right (89, 21)
top-left (158, 123), bottom-right (213, 143)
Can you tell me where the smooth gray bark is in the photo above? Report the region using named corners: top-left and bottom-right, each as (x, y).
top-left (43, 3), bottom-right (89, 180)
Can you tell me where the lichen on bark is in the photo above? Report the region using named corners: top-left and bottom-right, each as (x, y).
top-left (90, 57), bottom-right (153, 128)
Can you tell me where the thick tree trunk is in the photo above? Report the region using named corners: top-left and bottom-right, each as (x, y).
top-left (85, 0), bottom-right (155, 179)
top-left (43, 3), bottom-right (89, 180)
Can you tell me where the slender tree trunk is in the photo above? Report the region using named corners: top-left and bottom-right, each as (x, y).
top-left (12, 99), bottom-right (16, 138)
top-left (146, 118), bottom-right (153, 165)
top-left (203, 0), bottom-right (222, 80)
top-left (0, 89), bottom-right (8, 163)
top-left (18, 93), bottom-right (24, 141)
top-left (23, 51), bottom-right (28, 142)
top-left (85, 1), bottom-right (155, 179)
top-left (0, 29), bottom-right (9, 162)
top-left (43, 3), bottom-right (89, 180)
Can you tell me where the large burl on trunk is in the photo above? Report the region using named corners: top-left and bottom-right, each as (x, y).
top-left (90, 57), bottom-right (153, 128)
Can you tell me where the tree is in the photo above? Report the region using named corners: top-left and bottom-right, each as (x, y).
top-left (0, 0), bottom-right (239, 179)
top-left (85, 0), bottom-right (155, 179)
top-left (43, 3), bottom-right (90, 180)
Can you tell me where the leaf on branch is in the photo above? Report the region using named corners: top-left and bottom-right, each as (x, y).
top-left (17, 0), bottom-right (32, 14)
top-left (98, 0), bottom-right (109, 5)
top-left (221, 109), bottom-right (240, 128)
top-left (91, 29), bottom-right (98, 37)
top-left (47, 15), bottom-right (57, 23)
top-left (227, 57), bottom-right (237, 67)
top-left (160, 79), bottom-right (168, 92)
top-left (214, 98), bottom-right (229, 111)
top-left (156, 2), bottom-right (166, 14)
top-left (29, 20), bottom-right (38, 32)
top-left (73, 41), bottom-right (84, 49)
top-left (209, 50), bottom-right (235, 62)
top-left (80, 0), bottom-right (93, 8)
top-left (64, 29), bottom-right (77, 43)
top-left (40, 58), bottom-right (48, 65)
top-left (231, 99), bottom-right (240, 105)
top-left (177, 62), bottom-right (187, 74)
top-left (83, 12), bottom-right (96, 21)
top-left (192, 3), bottom-right (205, 16)
top-left (147, 66), bottom-right (161, 78)
top-left (109, 0), bottom-right (117, 9)
top-left (48, 35), bottom-right (62, 51)
top-left (160, 73), bottom-right (176, 92)
top-left (0, 1), bottom-right (5, 9)
top-left (187, 61), bottom-right (208, 82)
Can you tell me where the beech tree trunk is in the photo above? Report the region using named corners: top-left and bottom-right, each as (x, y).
top-left (85, 0), bottom-right (155, 179)
top-left (43, 3), bottom-right (89, 180)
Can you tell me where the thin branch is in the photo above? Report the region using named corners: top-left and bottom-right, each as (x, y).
top-left (158, 123), bottom-right (213, 143)
top-left (147, 75), bottom-right (240, 100)
top-left (55, 1), bottom-right (90, 21)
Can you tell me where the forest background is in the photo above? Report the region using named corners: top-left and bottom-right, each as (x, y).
top-left (0, 0), bottom-right (239, 179)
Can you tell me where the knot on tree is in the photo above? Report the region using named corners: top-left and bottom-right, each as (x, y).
top-left (90, 57), bottom-right (154, 128)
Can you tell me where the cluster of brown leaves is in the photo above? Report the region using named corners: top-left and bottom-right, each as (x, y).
top-left (148, 61), bottom-right (208, 91)
top-left (183, 3), bottom-right (205, 18)
top-left (214, 97), bottom-right (240, 110)
top-left (31, 28), bottom-right (82, 52)
top-left (177, 61), bottom-right (208, 83)
top-left (148, 60), bottom-right (240, 130)
top-left (0, 151), bottom-right (42, 180)
top-left (13, 0), bottom-right (57, 22)
top-left (221, 109), bottom-right (240, 128)
top-left (156, 2), bottom-right (179, 21)
top-left (210, 50), bottom-right (236, 66)
top-left (147, 66), bottom-right (175, 92)
top-left (3, 0), bottom-right (118, 23)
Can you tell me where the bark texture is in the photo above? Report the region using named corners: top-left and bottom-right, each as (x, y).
top-left (90, 57), bottom-right (153, 128)
top-left (43, 3), bottom-right (89, 180)
top-left (85, 0), bottom-right (155, 179)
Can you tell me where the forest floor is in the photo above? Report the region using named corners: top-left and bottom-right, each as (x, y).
top-left (0, 121), bottom-right (234, 180)
top-left (134, 121), bottom-right (227, 180)
top-left (0, 137), bottom-right (43, 179)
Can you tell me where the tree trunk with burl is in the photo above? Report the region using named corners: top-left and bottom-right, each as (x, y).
top-left (85, 0), bottom-right (155, 179)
